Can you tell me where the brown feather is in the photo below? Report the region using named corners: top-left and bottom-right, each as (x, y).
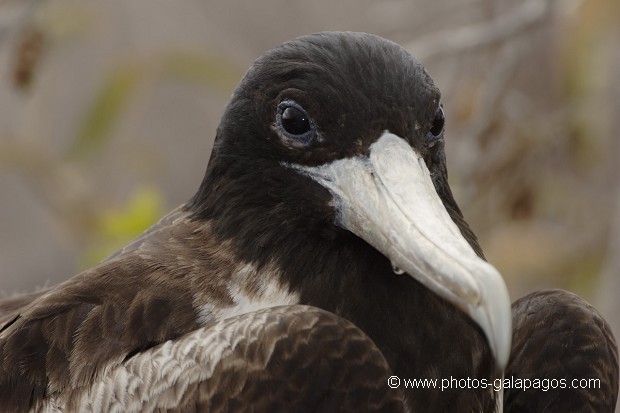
top-left (505, 289), bottom-right (619, 412)
top-left (0, 205), bottom-right (280, 411)
top-left (51, 306), bottom-right (406, 413)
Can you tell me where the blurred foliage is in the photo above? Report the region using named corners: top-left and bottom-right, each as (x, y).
top-left (419, 0), bottom-right (620, 303)
top-left (67, 53), bottom-right (240, 265)
top-left (78, 186), bottom-right (164, 269)
top-left (561, 0), bottom-right (617, 170)
top-left (161, 52), bottom-right (241, 91)
top-left (1, 0), bottom-right (242, 286)
top-left (39, 0), bottom-right (96, 40)
top-left (69, 65), bottom-right (140, 158)
top-left (69, 53), bottom-right (240, 159)
top-left (1, 0), bottom-right (618, 321)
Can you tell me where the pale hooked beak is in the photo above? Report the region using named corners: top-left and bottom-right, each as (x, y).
top-left (288, 131), bottom-right (512, 371)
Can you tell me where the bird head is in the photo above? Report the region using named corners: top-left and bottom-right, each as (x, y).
top-left (189, 31), bottom-right (511, 372)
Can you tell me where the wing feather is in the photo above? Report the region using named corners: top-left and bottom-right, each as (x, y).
top-left (35, 305), bottom-right (406, 413)
top-left (505, 289), bottom-right (619, 413)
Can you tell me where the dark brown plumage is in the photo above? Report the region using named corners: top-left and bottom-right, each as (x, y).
top-left (505, 289), bottom-right (619, 412)
top-left (0, 31), bottom-right (617, 413)
top-left (57, 305), bottom-right (405, 412)
top-left (0, 209), bottom-right (243, 410)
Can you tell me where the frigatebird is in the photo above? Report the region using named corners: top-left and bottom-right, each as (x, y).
top-left (0, 31), bottom-right (617, 413)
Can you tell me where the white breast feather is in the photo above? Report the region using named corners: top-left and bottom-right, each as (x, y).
top-left (37, 307), bottom-right (308, 413)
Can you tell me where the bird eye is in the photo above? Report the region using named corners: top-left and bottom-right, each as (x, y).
top-left (426, 105), bottom-right (445, 146)
top-left (282, 107), bottom-right (310, 135)
top-left (276, 100), bottom-right (317, 146)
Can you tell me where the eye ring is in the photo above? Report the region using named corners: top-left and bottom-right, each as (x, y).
top-left (426, 105), bottom-right (445, 147)
top-left (275, 100), bottom-right (318, 147)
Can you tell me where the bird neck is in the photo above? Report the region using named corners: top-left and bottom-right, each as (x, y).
top-left (187, 155), bottom-right (498, 412)
top-left (291, 239), bottom-right (498, 413)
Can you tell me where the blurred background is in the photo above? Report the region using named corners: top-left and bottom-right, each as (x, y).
top-left (0, 0), bottom-right (618, 365)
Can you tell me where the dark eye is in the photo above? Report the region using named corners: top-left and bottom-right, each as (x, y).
top-left (276, 100), bottom-right (317, 146)
top-left (282, 107), bottom-right (310, 135)
top-left (426, 105), bottom-right (445, 146)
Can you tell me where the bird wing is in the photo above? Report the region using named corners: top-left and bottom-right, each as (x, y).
top-left (0, 206), bottom-right (298, 412)
top-left (505, 289), bottom-right (619, 413)
top-left (36, 305), bottom-right (405, 413)
top-left (0, 290), bottom-right (49, 325)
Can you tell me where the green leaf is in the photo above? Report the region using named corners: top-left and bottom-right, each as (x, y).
top-left (79, 186), bottom-right (164, 268)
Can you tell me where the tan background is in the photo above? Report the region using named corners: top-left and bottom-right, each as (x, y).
top-left (1, 0), bottom-right (619, 392)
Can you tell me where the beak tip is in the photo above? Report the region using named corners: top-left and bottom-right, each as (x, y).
top-left (473, 266), bottom-right (512, 373)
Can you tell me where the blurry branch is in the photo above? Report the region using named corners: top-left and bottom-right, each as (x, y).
top-left (0, 139), bottom-right (164, 269)
top-left (405, 0), bottom-right (550, 61)
top-left (460, 38), bottom-right (528, 148)
top-left (68, 65), bottom-right (140, 159)
top-left (68, 53), bottom-right (240, 159)
top-left (0, 0), bottom-right (41, 91)
top-left (0, 140), bottom-right (94, 236)
top-left (596, 32), bottom-right (620, 343)
top-left (403, 0), bottom-right (555, 188)
top-left (0, 0), bottom-right (38, 41)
